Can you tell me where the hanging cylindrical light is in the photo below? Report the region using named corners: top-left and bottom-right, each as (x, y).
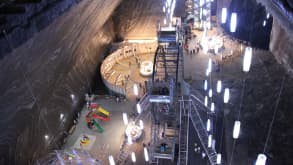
top-left (133, 84), bottom-right (139, 96)
top-left (224, 88), bottom-right (230, 103)
top-left (204, 80), bottom-right (208, 91)
top-left (266, 13), bottom-right (270, 19)
top-left (206, 68), bottom-right (210, 76)
top-left (127, 135), bottom-right (133, 144)
top-left (122, 113), bottom-right (128, 125)
top-left (131, 152), bottom-right (136, 162)
top-left (209, 89), bottom-right (213, 98)
top-left (205, 96), bottom-right (208, 107)
top-left (211, 102), bottom-right (215, 112)
top-left (208, 134), bottom-right (212, 148)
top-left (207, 119), bottom-right (211, 132)
top-left (233, 121), bottom-right (241, 139)
top-left (217, 154), bottom-right (222, 164)
top-left (139, 120), bottom-right (144, 129)
top-left (255, 153), bottom-right (267, 165)
top-left (230, 12), bottom-right (237, 32)
top-left (144, 147), bottom-right (149, 162)
top-left (163, 6), bottom-right (166, 13)
top-left (108, 155), bottom-right (115, 165)
top-left (217, 80), bottom-right (222, 93)
top-left (263, 20), bottom-right (266, 27)
top-left (208, 58), bottom-right (212, 73)
top-left (221, 8), bottom-right (227, 24)
top-left (136, 103), bottom-right (142, 114)
top-left (243, 47), bottom-right (252, 72)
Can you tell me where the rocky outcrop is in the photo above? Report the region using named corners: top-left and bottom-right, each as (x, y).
top-left (0, 0), bottom-right (121, 164)
top-left (270, 19), bottom-right (293, 74)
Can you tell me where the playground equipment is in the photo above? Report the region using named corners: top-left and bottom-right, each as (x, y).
top-left (85, 103), bottom-right (110, 133)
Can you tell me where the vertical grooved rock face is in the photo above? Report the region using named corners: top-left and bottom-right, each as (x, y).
top-left (270, 20), bottom-right (293, 74)
top-left (0, 0), bottom-right (121, 164)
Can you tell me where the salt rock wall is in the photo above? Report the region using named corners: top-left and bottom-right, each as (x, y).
top-left (112, 0), bottom-right (165, 40)
top-left (270, 20), bottom-right (293, 74)
top-left (0, 0), bottom-right (121, 164)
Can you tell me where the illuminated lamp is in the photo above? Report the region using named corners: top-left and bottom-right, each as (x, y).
top-left (243, 47), bottom-right (252, 72)
top-left (230, 13), bottom-right (237, 32)
top-left (233, 121), bottom-right (241, 139)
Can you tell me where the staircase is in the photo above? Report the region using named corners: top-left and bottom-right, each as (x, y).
top-left (177, 96), bottom-right (190, 165)
top-left (189, 95), bottom-right (217, 165)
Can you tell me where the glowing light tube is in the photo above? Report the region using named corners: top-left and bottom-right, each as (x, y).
top-left (127, 135), bottom-right (132, 144)
top-left (208, 134), bottom-right (212, 148)
top-left (211, 102), bottom-right (215, 112)
top-left (230, 12), bottom-right (237, 32)
top-left (139, 120), bottom-right (144, 129)
top-left (108, 155), bottom-right (115, 165)
top-left (204, 80), bottom-right (208, 91)
top-left (208, 58), bottom-right (212, 73)
top-left (209, 89), bottom-right (213, 98)
top-left (255, 154), bottom-right (267, 165)
top-left (205, 96), bottom-right (208, 107)
top-left (122, 113), bottom-right (128, 125)
top-left (144, 147), bottom-right (149, 162)
top-left (163, 6), bottom-right (166, 13)
top-left (233, 121), bottom-right (241, 139)
top-left (224, 88), bottom-right (230, 103)
top-left (136, 103), bottom-right (142, 114)
top-left (217, 154), bottom-right (222, 164)
top-left (207, 119), bottom-right (211, 132)
top-left (131, 152), bottom-right (136, 162)
top-left (221, 8), bottom-right (227, 23)
top-left (133, 84), bottom-right (138, 96)
top-left (243, 47), bottom-right (252, 72)
top-left (217, 80), bottom-right (222, 93)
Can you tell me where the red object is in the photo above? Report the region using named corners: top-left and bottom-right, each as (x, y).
top-left (90, 103), bottom-right (99, 109)
top-left (92, 114), bottom-right (110, 121)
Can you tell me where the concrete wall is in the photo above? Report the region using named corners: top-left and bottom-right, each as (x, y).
top-left (0, 0), bottom-right (121, 164)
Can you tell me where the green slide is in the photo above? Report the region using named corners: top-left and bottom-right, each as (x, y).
top-left (92, 119), bottom-right (104, 133)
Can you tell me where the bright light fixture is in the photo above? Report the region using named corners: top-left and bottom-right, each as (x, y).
top-left (230, 12), bottom-right (237, 32)
top-left (208, 134), bottom-right (212, 148)
top-left (217, 80), bottom-right (222, 93)
top-left (207, 119), bottom-right (211, 132)
top-left (209, 89), bottom-right (213, 98)
top-left (144, 147), bottom-right (149, 161)
top-left (122, 113), bottom-right (128, 125)
top-left (127, 135), bottom-right (132, 144)
top-left (60, 113), bottom-right (64, 120)
top-left (133, 84), bottom-right (138, 96)
top-left (266, 13), bottom-right (270, 19)
top-left (221, 8), bottom-right (227, 24)
top-left (139, 120), bottom-right (144, 129)
top-left (108, 155), bottom-right (115, 165)
top-left (163, 6), bottom-right (166, 13)
top-left (263, 20), bottom-right (266, 27)
top-left (70, 94), bottom-right (75, 100)
top-left (206, 69), bottom-right (210, 76)
top-left (217, 154), bottom-right (222, 164)
top-left (211, 102), bottom-right (215, 112)
top-left (243, 47), bottom-right (252, 72)
top-left (224, 88), bottom-right (230, 103)
top-left (44, 134), bottom-right (49, 140)
top-left (233, 121), bottom-right (241, 139)
top-left (205, 96), bottom-right (208, 107)
top-left (131, 152), bottom-right (136, 162)
top-left (204, 80), bottom-right (208, 91)
top-left (164, 18), bottom-right (167, 25)
top-left (208, 58), bottom-right (212, 73)
top-left (255, 153), bottom-right (267, 165)
top-left (136, 103), bottom-right (142, 114)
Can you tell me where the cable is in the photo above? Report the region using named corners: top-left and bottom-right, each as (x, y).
top-left (263, 76), bottom-right (286, 153)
